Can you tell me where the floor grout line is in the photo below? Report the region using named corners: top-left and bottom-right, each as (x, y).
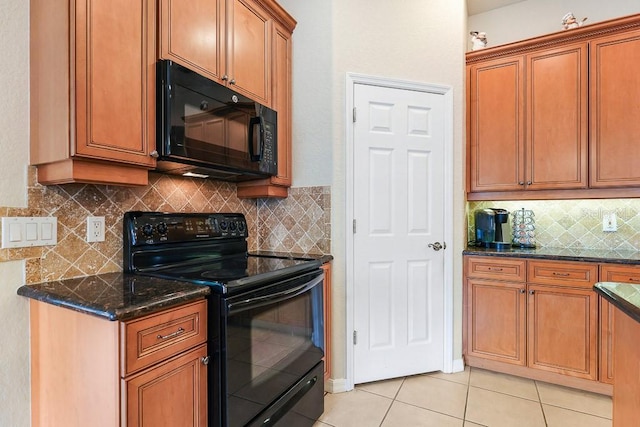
top-left (324, 368), bottom-right (611, 427)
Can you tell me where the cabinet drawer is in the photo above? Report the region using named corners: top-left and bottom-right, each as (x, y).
top-left (122, 299), bottom-right (207, 376)
top-left (465, 256), bottom-right (526, 282)
top-left (528, 260), bottom-right (597, 288)
top-left (600, 264), bottom-right (640, 284)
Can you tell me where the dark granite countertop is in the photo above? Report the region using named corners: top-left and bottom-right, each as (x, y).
top-left (17, 272), bottom-right (210, 321)
top-left (595, 282), bottom-right (640, 324)
top-left (464, 246), bottom-right (640, 265)
top-left (250, 250), bottom-right (334, 265)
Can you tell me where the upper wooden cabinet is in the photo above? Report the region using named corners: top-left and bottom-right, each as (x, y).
top-left (159, 0), bottom-right (225, 82)
top-left (468, 55), bottom-right (525, 193)
top-left (160, 0), bottom-right (271, 105)
top-left (30, 0), bottom-right (157, 186)
top-left (467, 14), bottom-right (640, 200)
top-left (468, 43), bottom-right (587, 194)
top-left (589, 29), bottom-right (640, 188)
top-left (237, 18), bottom-right (293, 197)
top-left (160, 0), bottom-right (296, 198)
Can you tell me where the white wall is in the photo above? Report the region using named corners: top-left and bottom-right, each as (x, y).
top-left (278, 0), bottom-right (468, 383)
top-left (280, 0), bottom-right (333, 188)
top-left (468, 0), bottom-right (640, 48)
top-left (0, 1), bottom-right (31, 425)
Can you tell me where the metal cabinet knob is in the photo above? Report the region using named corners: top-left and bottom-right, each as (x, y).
top-left (150, 150), bottom-right (159, 158)
top-left (229, 78), bottom-right (236, 85)
top-left (222, 75), bottom-right (229, 81)
top-left (201, 356), bottom-right (210, 365)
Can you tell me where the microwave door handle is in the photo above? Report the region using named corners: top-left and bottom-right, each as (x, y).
top-left (248, 116), bottom-right (263, 161)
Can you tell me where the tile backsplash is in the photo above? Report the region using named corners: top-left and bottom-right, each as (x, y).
top-left (0, 167), bottom-right (331, 285)
top-left (468, 199), bottom-right (640, 251)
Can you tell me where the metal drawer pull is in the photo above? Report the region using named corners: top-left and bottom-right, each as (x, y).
top-left (552, 272), bottom-right (570, 277)
top-left (629, 277), bottom-right (640, 282)
top-left (488, 267), bottom-right (503, 271)
top-left (157, 327), bottom-right (185, 340)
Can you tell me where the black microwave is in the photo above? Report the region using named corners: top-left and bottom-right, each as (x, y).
top-left (155, 60), bottom-right (277, 181)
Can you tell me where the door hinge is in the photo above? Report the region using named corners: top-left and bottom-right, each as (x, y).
top-left (353, 219), bottom-right (356, 234)
top-left (353, 107), bottom-right (357, 123)
top-left (353, 330), bottom-right (358, 345)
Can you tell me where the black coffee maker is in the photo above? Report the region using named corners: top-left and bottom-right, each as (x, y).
top-left (474, 208), bottom-right (512, 249)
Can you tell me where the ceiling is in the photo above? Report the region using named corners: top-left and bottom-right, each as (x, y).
top-left (467, 0), bottom-right (526, 16)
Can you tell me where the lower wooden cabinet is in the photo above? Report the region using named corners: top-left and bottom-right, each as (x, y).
top-left (29, 299), bottom-right (208, 427)
top-left (466, 278), bottom-right (526, 365)
top-left (464, 256), bottom-right (605, 392)
top-left (527, 283), bottom-right (597, 380)
top-left (598, 263), bottom-right (640, 385)
top-left (125, 344), bottom-right (208, 427)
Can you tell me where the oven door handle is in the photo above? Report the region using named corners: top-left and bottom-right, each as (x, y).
top-left (227, 272), bottom-right (323, 314)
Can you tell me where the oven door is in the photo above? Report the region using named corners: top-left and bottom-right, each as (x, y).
top-left (221, 269), bottom-right (324, 427)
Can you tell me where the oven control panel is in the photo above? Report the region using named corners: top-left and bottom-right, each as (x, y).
top-left (124, 212), bottom-right (248, 245)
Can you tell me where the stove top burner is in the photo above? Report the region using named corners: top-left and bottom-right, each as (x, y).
top-left (123, 212), bottom-right (323, 295)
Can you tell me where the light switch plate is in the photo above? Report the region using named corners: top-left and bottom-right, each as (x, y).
top-left (1, 217), bottom-right (58, 248)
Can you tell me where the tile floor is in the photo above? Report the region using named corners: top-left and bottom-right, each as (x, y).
top-left (314, 367), bottom-right (612, 427)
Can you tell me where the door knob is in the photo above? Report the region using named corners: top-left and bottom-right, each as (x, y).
top-left (428, 242), bottom-right (445, 251)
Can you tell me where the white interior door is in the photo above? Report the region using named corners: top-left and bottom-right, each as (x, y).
top-left (352, 82), bottom-right (446, 384)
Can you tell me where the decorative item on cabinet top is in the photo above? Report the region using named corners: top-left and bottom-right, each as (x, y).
top-left (562, 12), bottom-right (588, 30)
top-left (470, 31), bottom-right (487, 50)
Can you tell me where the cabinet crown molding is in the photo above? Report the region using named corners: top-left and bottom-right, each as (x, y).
top-left (466, 13), bottom-right (640, 64)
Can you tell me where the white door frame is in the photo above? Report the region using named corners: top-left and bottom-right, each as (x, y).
top-left (345, 72), bottom-right (455, 391)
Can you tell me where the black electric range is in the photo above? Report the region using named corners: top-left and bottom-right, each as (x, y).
top-left (123, 212), bottom-right (325, 427)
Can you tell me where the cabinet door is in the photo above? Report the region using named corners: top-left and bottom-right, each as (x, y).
top-left (526, 44), bottom-right (588, 190)
top-left (468, 56), bottom-right (525, 192)
top-left (74, 0), bottom-right (156, 167)
top-left (159, 0), bottom-right (225, 82)
top-left (226, 0), bottom-right (271, 104)
top-left (237, 20), bottom-right (292, 198)
top-left (590, 29), bottom-right (640, 187)
top-left (527, 284), bottom-right (598, 380)
top-left (466, 278), bottom-right (526, 365)
top-left (125, 344), bottom-right (208, 427)
top-left (598, 264), bottom-right (640, 384)
top-left (269, 21), bottom-right (293, 187)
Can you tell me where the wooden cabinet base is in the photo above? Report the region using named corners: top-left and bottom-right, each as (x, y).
top-left (465, 355), bottom-right (612, 396)
top-left (236, 182), bottom-right (288, 198)
top-left (35, 159), bottom-right (149, 186)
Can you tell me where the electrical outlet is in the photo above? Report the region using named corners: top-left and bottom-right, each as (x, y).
top-left (86, 216), bottom-right (105, 242)
top-left (602, 213), bottom-right (618, 232)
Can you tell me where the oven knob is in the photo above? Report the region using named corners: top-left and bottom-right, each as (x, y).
top-left (237, 221), bottom-right (246, 233)
top-left (157, 222), bottom-right (168, 235)
top-left (141, 224), bottom-right (154, 237)
top-left (219, 220), bottom-right (228, 230)
top-left (229, 221), bottom-right (237, 231)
